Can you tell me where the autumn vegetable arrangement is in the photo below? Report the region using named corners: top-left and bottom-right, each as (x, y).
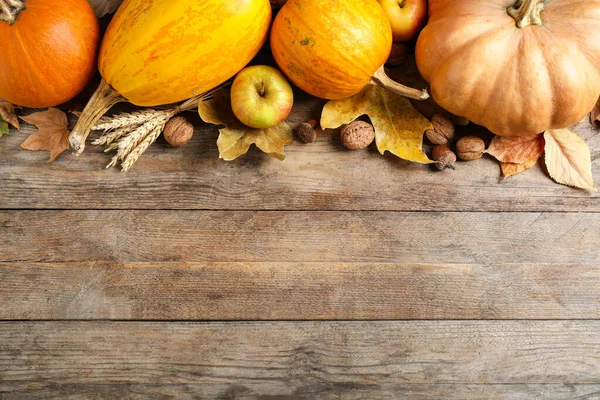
top-left (0, 0), bottom-right (598, 191)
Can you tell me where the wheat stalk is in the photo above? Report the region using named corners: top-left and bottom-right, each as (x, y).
top-left (94, 82), bottom-right (229, 171)
top-left (92, 124), bottom-right (139, 147)
top-left (94, 110), bottom-right (159, 132)
top-left (121, 125), bottom-right (164, 172)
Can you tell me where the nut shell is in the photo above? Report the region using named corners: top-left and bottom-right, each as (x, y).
top-left (425, 114), bottom-right (455, 145)
top-left (297, 122), bottom-right (317, 143)
top-left (456, 135), bottom-right (485, 161)
top-left (431, 145), bottom-right (456, 171)
top-left (341, 121), bottom-right (375, 150)
top-left (164, 116), bottom-right (194, 147)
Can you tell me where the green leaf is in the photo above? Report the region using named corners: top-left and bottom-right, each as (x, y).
top-left (0, 117), bottom-right (8, 136)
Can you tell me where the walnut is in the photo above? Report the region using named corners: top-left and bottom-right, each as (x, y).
top-left (456, 135), bottom-right (486, 161)
top-left (164, 116), bottom-right (194, 147)
top-left (341, 121), bottom-right (375, 150)
top-left (425, 114), bottom-right (455, 145)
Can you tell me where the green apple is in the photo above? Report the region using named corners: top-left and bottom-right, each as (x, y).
top-left (378, 0), bottom-right (427, 43)
top-left (231, 65), bottom-right (294, 129)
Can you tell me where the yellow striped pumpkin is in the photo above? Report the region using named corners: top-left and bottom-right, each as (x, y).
top-left (101, 0), bottom-right (272, 107)
top-left (71, 0), bottom-right (272, 154)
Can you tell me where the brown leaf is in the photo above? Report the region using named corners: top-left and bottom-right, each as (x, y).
top-left (87, 0), bottom-right (124, 17)
top-left (501, 158), bottom-right (539, 179)
top-left (321, 85), bottom-right (432, 164)
top-left (20, 108), bottom-right (70, 163)
top-left (592, 97), bottom-right (600, 125)
top-left (199, 89), bottom-right (293, 161)
top-left (544, 129), bottom-right (597, 191)
top-left (0, 98), bottom-right (19, 131)
top-left (486, 134), bottom-right (544, 164)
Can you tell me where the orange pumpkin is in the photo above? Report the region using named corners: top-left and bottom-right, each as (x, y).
top-left (270, 0), bottom-right (427, 101)
top-left (416, 0), bottom-right (600, 137)
top-left (0, 0), bottom-right (100, 108)
top-left (70, 0), bottom-right (272, 154)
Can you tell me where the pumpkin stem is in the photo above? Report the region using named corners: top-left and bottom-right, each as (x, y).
top-left (69, 79), bottom-right (126, 156)
top-left (0, 0), bottom-right (25, 25)
top-left (508, 0), bottom-right (544, 28)
top-left (370, 66), bottom-right (429, 101)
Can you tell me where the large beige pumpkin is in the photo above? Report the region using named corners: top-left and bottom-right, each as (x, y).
top-left (416, 0), bottom-right (600, 136)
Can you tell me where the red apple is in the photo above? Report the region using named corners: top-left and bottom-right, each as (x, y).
top-left (378, 0), bottom-right (427, 43)
top-left (231, 65), bottom-right (294, 129)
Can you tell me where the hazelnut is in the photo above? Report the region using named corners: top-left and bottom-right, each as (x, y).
top-left (456, 135), bottom-right (485, 161)
top-left (386, 43), bottom-right (408, 67)
top-left (297, 120), bottom-right (319, 143)
top-left (164, 116), bottom-right (194, 147)
top-left (431, 145), bottom-right (456, 171)
top-left (425, 114), bottom-right (455, 145)
top-left (341, 121), bottom-right (375, 150)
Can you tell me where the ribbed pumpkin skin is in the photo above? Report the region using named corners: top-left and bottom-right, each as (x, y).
top-left (99, 0), bottom-right (272, 107)
top-left (271, 0), bottom-right (392, 100)
top-left (0, 0), bottom-right (100, 108)
top-left (416, 0), bottom-right (600, 137)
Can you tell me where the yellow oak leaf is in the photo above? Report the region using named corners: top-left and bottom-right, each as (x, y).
top-left (544, 129), bottom-right (597, 191)
top-left (592, 97), bottom-right (600, 125)
top-left (320, 85), bottom-right (432, 164)
top-left (501, 157), bottom-right (539, 179)
top-left (20, 108), bottom-right (70, 163)
top-left (199, 89), bottom-right (293, 161)
top-left (486, 134), bottom-right (544, 164)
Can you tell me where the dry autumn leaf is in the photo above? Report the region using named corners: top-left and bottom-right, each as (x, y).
top-left (320, 85), bottom-right (432, 164)
top-left (501, 158), bottom-right (539, 179)
top-left (20, 108), bottom-right (70, 163)
top-left (592, 97), bottom-right (600, 125)
top-left (486, 134), bottom-right (544, 164)
top-left (87, 0), bottom-right (124, 17)
top-left (0, 99), bottom-right (19, 136)
top-left (199, 89), bottom-right (293, 161)
top-left (544, 129), bottom-right (597, 191)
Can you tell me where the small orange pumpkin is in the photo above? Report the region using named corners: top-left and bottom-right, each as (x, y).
top-left (416, 0), bottom-right (600, 136)
top-left (270, 0), bottom-right (427, 101)
top-left (0, 0), bottom-right (100, 108)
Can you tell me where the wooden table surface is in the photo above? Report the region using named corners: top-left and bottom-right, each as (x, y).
top-left (1, 91), bottom-right (600, 399)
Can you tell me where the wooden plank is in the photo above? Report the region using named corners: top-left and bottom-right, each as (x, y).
top-left (2, 262), bottom-right (600, 321)
top-left (4, 383), bottom-right (600, 400)
top-left (0, 211), bottom-right (597, 263)
top-left (2, 321), bottom-right (600, 394)
top-left (1, 101), bottom-right (598, 212)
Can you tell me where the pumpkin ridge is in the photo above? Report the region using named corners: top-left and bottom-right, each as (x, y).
top-left (11, 26), bottom-right (60, 102)
top-left (428, 23), bottom-right (512, 99)
top-left (285, 7), bottom-right (366, 93)
top-left (419, 16), bottom-right (510, 82)
top-left (478, 35), bottom-right (522, 131)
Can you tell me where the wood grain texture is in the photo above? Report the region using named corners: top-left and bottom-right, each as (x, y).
top-left (4, 384), bottom-right (600, 400)
top-left (2, 321), bottom-right (600, 394)
top-left (2, 262), bottom-right (600, 321)
top-left (1, 211), bottom-right (598, 263)
top-left (1, 99), bottom-right (598, 212)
